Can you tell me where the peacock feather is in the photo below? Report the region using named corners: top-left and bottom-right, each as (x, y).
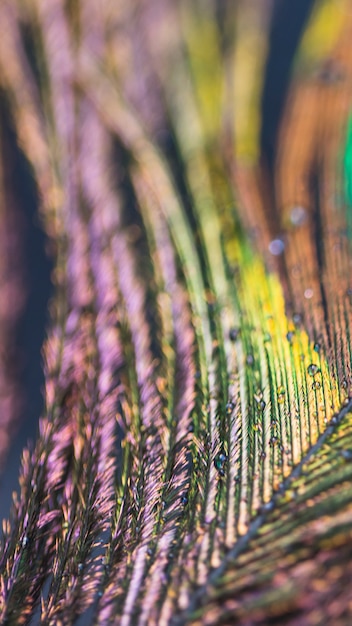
top-left (0, 0), bottom-right (352, 624)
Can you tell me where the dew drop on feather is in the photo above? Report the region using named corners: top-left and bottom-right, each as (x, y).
top-left (307, 364), bottom-right (319, 377)
top-left (229, 327), bottom-right (240, 342)
top-left (246, 354), bottom-right (254, 366)
top-left (214, 451), bottom-right (227, 474)
top-left (293, 312), bottom-right (302, 326)
top-left (268, 239), bottom-right (285, 255)
top-left (304, 288), bottom-right (314, 299)
top-left (341, 449), bottom-right (352, 461)
top-left (290, 205), bottom-right (307, 226)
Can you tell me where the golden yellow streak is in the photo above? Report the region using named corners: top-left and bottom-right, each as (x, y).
top-left (231, 1), bottom-right (271, 163)
top-left (181, 1), bottom-right (223, 143)
top-left (297, 0), bottom-right (349, 70)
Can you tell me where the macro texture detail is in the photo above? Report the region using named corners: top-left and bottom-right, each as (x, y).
top-left (1, 0), bottom-right (352, 624)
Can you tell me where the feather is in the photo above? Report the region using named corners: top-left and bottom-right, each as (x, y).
top-left (1, 0), bottom-right (352, 624)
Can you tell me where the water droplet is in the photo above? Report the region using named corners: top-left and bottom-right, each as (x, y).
top-left (77, 563), bottom-right (83, 574)
top-left (269, 238), bottom-right (285, 256)
top-left (22, 535), bottom-right (29, 548)
top-left (258, 399), bottom-right (266, 410)
top-left (307, 363), bottom-right (319, 377)
top-left (312, 381), bottom-right (321, 390)
top-left (293, 313), bottom-right (302, 326)
top-left (286, 331), bottom-right (294, 342)
top-left (180, 494), bottom-right (188, 506)
top-left (246, 354), bottom-right (254, 366)
top-left (214, 451), bottom-right (227, 475)
top-left (341, 379), bottom-right (348, 389)
top-left (229, 327), bottom-right (240, 342)
top-left (290, 205), bottom-right (307, 226)
top-left (341, 449), bottom-right (352, 461)
top-left (304, 288), bottom-right (314, 299)
top-left (313, 342), bottom-right (321, 353)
